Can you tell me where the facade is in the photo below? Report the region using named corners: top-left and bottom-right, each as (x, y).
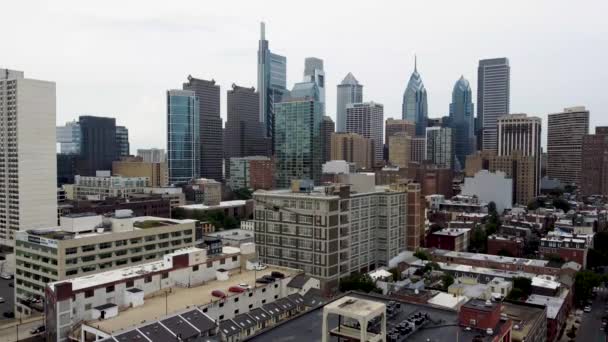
top-left (166, 89), bottom-right (200, 185)
top-left (320, 116), bottom-right (335, 163)
top-left (539, 236), bottom-right (588, 268)
top-left (547, 107), bottom-right (589, 185)
top-left (77, 116), bottom-right (118, 176)
top-left (182, 76), bottom-right (223, 181)
top-left (116, 126), bottom-right (130, 157)
top-left (112, 157), bottom-right (168, 187)
top-left (425, 127), bottom-right (453, 169)
top-left (502, 301), bottom-right (547, 342)
top-left (60, 196), bottom-right (172, 219)
top-left (274, 96), bottom-right (323, 188)
top-left (0, 69), bottom-right (57, 246)
top-left (136, 148), bottom-right (165, 163)
top-left (385, 118), bottom-right (415, 161)
top-left (487, 235), bottom-right (525, 257)
top-left (303, 57), bottom-right (325, 113)
top-left (402, 59), bottom-right (428, 136)
top-left (406, 182), bottom-right (424, 251)
top-left (346, 102), bottom-right (384, 163)
top-left (427, 228), bottom-right (471, 252)
top-left (461, 170), bottom-right (513, 212)
top-left (188, 178), bottom-right (221, 206)
top-left (490, 152), bottom-right (537, 205)
top-left (388, 132), bottom-right (411, 168)
top-left (330, 133), bottom-right (374, 170)
top-left (411, 137), bottom-right (426, 163)
top-left (581, 127), bottom-right (608, 196)
top-left (224, 84), bottom-right (269, 176)
top-left (228, 156), bottom-right (273, 190)
top-left (336, 73), bottom-right (363, 132)
top-left (15, 214), bottom-right (196, 316)
top-left (56, 120), bottom-right (81, 154)
top-left (254, 181), bottom-right (407, 294)
top-left (497, 114), bottom-right (542, 198)
top-left (449, 76), bottom-right (475, 170)
top-left (258, 22), bottom-right (288, 147)
top-left (73, 173), bottom-right (149, 200)
top-left (477, 58), bottom-right (510, 151)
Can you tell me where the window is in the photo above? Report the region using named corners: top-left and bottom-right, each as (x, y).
top-left (85, 290), bottom-right (94, 298)
top-left (219, 303), bottom-right (224, 308)
top-left (234, 298), bottom-right (239, 302)
top-left (274, 284), bottom-right (278, 288)
top-left (106, 285), bottom-right (115, 293)
top-left (249, 304), bottom-right (253, 309)
top-left (66, 269), bottom-right (77, 276)
top-left (126, 280), bottom-right (134, 288)
top-left (274, 295), bottom-right (278, 299)
top-left (144, 276), bottom-right (152, 283)
top-left (262, 288), bottom-right (266, 293)
top-left (232, 256), bottom-right (237, 262)
top-left (234, 309), bottom-right (239, 315)
top-left (207, 261), bottom-right (213, 268)
top-left (81, 245), bottom-right (95, 252)
top-left (262, 299), bottom-right (266, 304)
top-left (249, 293), bottom-right (253, 297)
top-left (193, 265), bottom-right (199, 272)
top-left (202, 307), bottom-right (208, 313)
top-left (219, 314), bottom-right (224, 320)
top-left (162, 273), bottom-right (169, 279)
top-left (220, 258), bottom-right (225, 265)
top-left (99, 242), bottom-right (112, 249)
top-left (85, 303), bottom-right (92, 310)
top-left (66, 248), bottom-right (77, 255)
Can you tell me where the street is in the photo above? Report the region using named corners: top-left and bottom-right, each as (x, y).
top-left (0, 278), bottom-right (15, 321)
top-left (0, 319), bottom-right (44, 342)
top-left (577, 288), bottom-right (608, 342)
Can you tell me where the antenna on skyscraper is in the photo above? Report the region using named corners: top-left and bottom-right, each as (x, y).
top-left (260, 22), bottom-right (266, 40)
top-left (414, 54), bottom-right (418, 72)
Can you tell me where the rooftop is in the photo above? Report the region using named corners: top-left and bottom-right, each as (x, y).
top-left (432, 249), bottom-right (551, 268)
top-left (525, 290), bottom-right (569, 319)
top-left (206, 229), bottom-right (254, 241)
top-left (502, 301), bottom-right (547, 340)
top-left (84, 265), bottom-right (299, 335)
top-left (180, 200), bottom-right (248, 210)
top-left (433, 228), bottom-right (470, 236)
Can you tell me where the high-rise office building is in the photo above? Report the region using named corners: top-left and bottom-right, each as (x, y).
top-left (166, 89), bottom-right (200, 185)
top-left (449, 76), bottom-right (475, 171)
top-left (425, 127), bottom-right (454, 169)
top-left (547, 106), bottom-right (589, 185)
top-left (385, 118), bottom-right (415, 161)
top-left (402, 58), bottom-right (428, 136)
top-left (257, 22), bottom-right (288, 148)
top-left (77, 116), bottom-right (118, 176)
top-left (330, 133), bottom-right (374, 170)
top-left (224, 84), bottom-right (269, 176)
top-left (116, 125), bottom-right (130, 157)
top-left (274, 88), bottom-right (323, 188)
top-left (497, 114), bottom-right (542, 197)
top-left (411, 137), bottom-right (426, 163)
top-left (388, 132), bottom-right (412, 168)
top-left (581, 127), bottom-right (608, 196)
top-left (320, 116), bottom-right (335, 163)
top-left (336, 73), bottom-right (363, 132)
top-left (56, 120), bottom-right (81, 154)
top-left (303, 57), bottom-right (325, 114)
top-left (137, 148), bottom-right (165, 163)
top-left (183, 76), bottom-right (223, 181)
top-left (0, 69), bottom-right (57, 246)
top-left (346, 102), bottom-right (384, 163)
top-left (477, 58), bottom-right (510, 150)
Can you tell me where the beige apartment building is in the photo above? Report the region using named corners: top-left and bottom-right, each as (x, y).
top-left (389, 132), bottom-right (412, 168)
top-left (330, 132), bottom-right (374, 170)
top-left (14, 212), bottom-right (196, 316)
top-left (112, 157), bottom-right (168, 187)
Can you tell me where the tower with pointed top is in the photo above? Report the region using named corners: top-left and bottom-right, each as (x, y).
top-left (402, 57), bottom-right (428, 136)
top-left (336, 73), bottom-right (363, 132)
top-left (449, 75), bottom-right (475, 170)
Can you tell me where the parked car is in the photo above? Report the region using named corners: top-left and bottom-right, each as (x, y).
top-left (211, 290), bottom-right (226, 299)
top-left (228, 286), bottom-right (245, 293)
top-left (584, 306), bottom-right (592, 312)
top-left (0, 297), bottom-right (5, 303)
top-left (238, 283), bottom-right (251, 290)
top-left (29, 325), bottom-right (45, 334)
top-left (0, 273), bottom-right (12, 280)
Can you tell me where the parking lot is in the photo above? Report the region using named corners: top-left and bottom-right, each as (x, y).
top-left (0, 278), bottom-right (14, 320)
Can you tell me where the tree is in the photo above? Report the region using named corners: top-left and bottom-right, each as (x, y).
top-left (339, 273), bottom-right (380, 293)
top-left (487, 201), bottom-right (497, 215)
top-left (553, 198), bottom-right (571, 213)
top-left (223, 216), bottom-right (239, 230)
top-left (441, 274), bottom-right (454, 291)
top-left (546, 254), bottom-right (565, 264)
top-left (506, 288), bottom-right (525, 300)
top-left (469, 227), bottom-right (487, 253)
top-left (414, 250), bottom-right (430, 261)
top-left (233, 188), bottom-right (253, 200)
top-left (422, 262), bottom-right (440, 274)
top-left (512, 277), bottom-right (532, 294)
top-left (497, 249), bottom-right (513, 257)
top-left (429, 223), bottom-right (443, 233)
top-left (527, 198), bottom-right (544, 211)
top-left (389, 267), bottom-right (401, 282)
top-left (574, 270), bottom-right (603, 303)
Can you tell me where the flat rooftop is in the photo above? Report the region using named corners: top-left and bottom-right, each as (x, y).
top-left (525, 290), bottom-right (569, 319)
top-left (410, 260), bottom-right (536, 279)
top-left (253, 185), bottom-right (393, 200)
top-left (206, 229), bottom-right (254, 241)
top-left (432, 249), bottom-right (551, 268)
top-left (85, 265), bottom-right (299, 335)
top-left (180, 200), bottom-right (247, 210)
top-left (433, 228), bottom-right (470, 236)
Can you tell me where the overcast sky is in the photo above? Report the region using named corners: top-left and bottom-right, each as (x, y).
top-left (3, 0), bottom-right (608, 151)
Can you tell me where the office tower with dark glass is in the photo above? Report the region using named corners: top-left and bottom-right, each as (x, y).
top-left (116, 125), bottom-right (130, 157)
top-left (77, 116), bottom-right (118, 176)
top-left (449, 76), bottom-right (475, 170)
top-left (477, 58), bottom-right (510, 151)
top-left (426, 127), bottom-right (454, 169)
top-left (274, 86), bottom-right (323, 188)
top-left (547, 106), bottom-right (589, 185)
top-left (182, 76), bottom-right (223, 181)
top-left (402, 58), bottom-right (428, 136)
top-left (346, 102), bottom-right (384, 163)
top-left (224, 84), bottom-right (269, 174)
top-left (303, 57), bottom-right (325, 113)
top-left (0, 69), bottom-right (57, 246)
top-left (166, 89), bottom-right (200, 184)
top-left (320, 116), bottom-right (335, 163)
top-left (336, 73), bottom-right (363, 132)
top-left (257, 22), bottom-right (288, 149)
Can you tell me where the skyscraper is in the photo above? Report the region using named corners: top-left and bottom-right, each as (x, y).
top-left (182, 76), bottom-right (223, 181)
top-left (320, 116), bottom-right (335, 163)
top-left (581, 127), bottom-right (608, 196)
top-left (477, 58), bottom-right (510, 150)
top-left (224, 84), bottom-right (269, 174)
top-left (449, 76), bottom-right (475, 171)
top-left (385, 118), bottom-right (415, 161)
top-left (425, 127), bottom-right (453, 169)
top-left (303, 57), bottom-right (325, 113)
top-left (274, 86), bottom-right (323, 188)
top-left (0, 69), bottom-right (57, 245)
top-left (388, 132), bottom-right (412, 168)
top-left (330, 133), bottom-right (374, 170)
top-left (166, 89), bottom-right (200, 185)
top-left (116, 125), bottom-right (130, 157)
top-left (257, 22), bottom-right (288, 148)
top-left (346, 102), bottom-right (384, 163)
top-left (56, 120), bottom-right (81, 154)
top-left (77, 116), bottom-right (118, 176)
top-left (547, 106), bottom-right (589, 185)
top-left (336, 73), bottom-right (363, 132)
top-left (497, 114), bottom-right (542, 197)
top-left (402, 58), bottom-right (428, 136)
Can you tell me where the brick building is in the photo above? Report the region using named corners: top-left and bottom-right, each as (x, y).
top-left (539, 236), bottom-right (588, 268)
top-left (487, 235), bottom-right (524, 257)
top-left (458, 299), bottom-right (512, 342)
top-left (426, 228), bottom-right (470, 252)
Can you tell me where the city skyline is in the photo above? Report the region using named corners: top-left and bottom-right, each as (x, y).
top-left (3, 1), bottom-right (607, 152)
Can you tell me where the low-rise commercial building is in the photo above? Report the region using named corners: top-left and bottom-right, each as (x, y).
top-left (15, 212), bottom-right (196, 316)
top-left (112, 157), bottom-right (168, 187)
top-left (426, 228), bottom-right (470, 252)
top-left (502, 301), bottom-right (547, 342)
top-left (184, 178), bottom-right (222, 205)
top-left (526, 290), bottom-right (571, 342)
top-left (206, 229), bottom-right (255, 247)
top-left (58, 196), bottom-right (172, 220)
top-left (539, 235), bottom-right (588, 268)
top-left (177, 200), bottom-right (254, 221)
top-left (487, 235), bottom-right (525, 257)
top-left (228, 156), bottom-right (274, 190)
top-left (72, 172), bottom-right (149, 200)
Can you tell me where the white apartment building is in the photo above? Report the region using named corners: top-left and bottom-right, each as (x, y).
top-left (73, 172), bottom-right (149, 200)
top-left (0, 69), bottom-right (57, 246)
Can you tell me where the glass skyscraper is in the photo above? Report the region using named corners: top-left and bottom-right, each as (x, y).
top-left (167, 89), bottom-right (200, 185)
top-left (449, 76), bottom-right (475, 170)
top-left (336, 73), bottom-right (363, 132)
top-left (274, 85), bottom-right (323, 188)
top-left (402, 59), bottom-right (428, 137)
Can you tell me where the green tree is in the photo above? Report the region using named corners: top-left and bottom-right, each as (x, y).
top-left (233, 188), bottom-right (253, 200)
top-left (506, 288), bottom-right (525, 300)
top-left (414, 250), bottom-right (430, 261)
top-left (441, 274), bottom-right (454, 291)
top-left (512, 277), bottom-right (532, 294)
top-left (546, 253), bottom-right (565, 264)
top-left (469, 227), bottom-right (487, 252)
top-left (422, 262), bottom-right (440, 274)
top-left (389, 267), bottom-right (401, 282)
top-left (574, 270), bottom-right (603, 303)
top-left (552, 198), bottom-right (571, 213)
top-left (339, 273), bottom-right (380, 293)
